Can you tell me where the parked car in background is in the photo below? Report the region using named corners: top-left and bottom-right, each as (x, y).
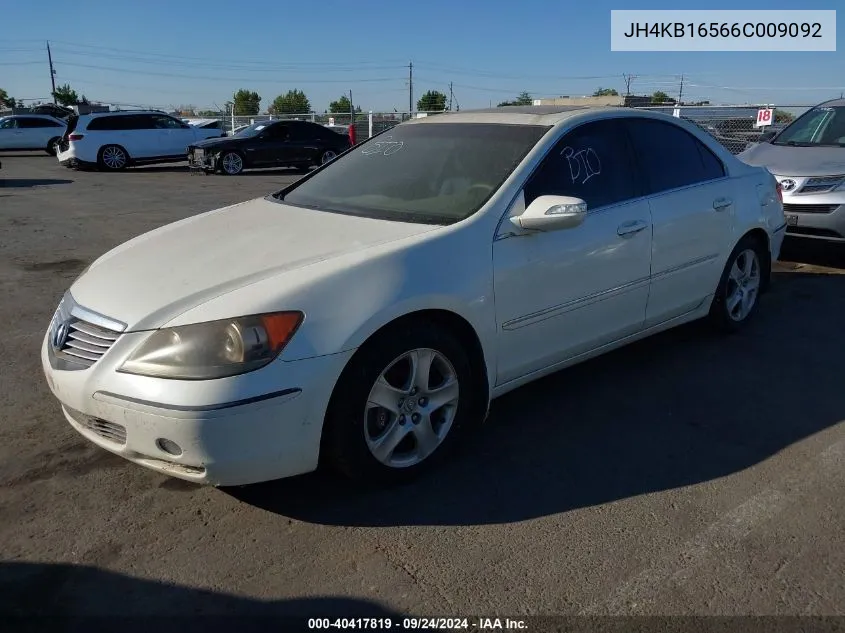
top-left (42, 106), bottom-right (784, 487)
top-left (739, 98), bottom-right (845, 244)
top-left (56, 110), bottom-right (226, 171)
top-left (184, 118), bottom-right (226, 136)
top-left (188, 119), bottom-right (351, 174)
top-left (0, 114), bottom-right (67, 155)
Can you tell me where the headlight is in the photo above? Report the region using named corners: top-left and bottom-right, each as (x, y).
top-left (118, 311), bottom-right (303, 380)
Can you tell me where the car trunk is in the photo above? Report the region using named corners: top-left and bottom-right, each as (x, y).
top-left (59, 114), bottom-right (79, 151)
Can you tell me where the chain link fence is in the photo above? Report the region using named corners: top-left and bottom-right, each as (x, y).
top-left (632, 105), bottom-right (813, 154)
top-left (186, 104), bottom-right (814, 155)
top-left (192, 111), bottom-right (447, 138)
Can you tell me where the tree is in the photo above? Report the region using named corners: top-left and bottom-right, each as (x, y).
top-left (593, 87), bottom-right (619, 97)
top-left (52, 83), bottom-right (79, 106)
top-left (196, 109), bottom-right (221, 117)
top-left (0, 88), bottom-right (15, 108)
top-left (651, 91), bottom-right (676, 104)
top-left (329, 95), bottom-right (351, 113)
top-left (774, 109), bottom-right (795, 125)
top-left (497, 91), bottom-right (533, 107)
top-left (232, 89), bottom-right (261, 115)
top-left (417, 90), bottom-right (447, 112)
top-left (268, 89), bottom-right (311, 114)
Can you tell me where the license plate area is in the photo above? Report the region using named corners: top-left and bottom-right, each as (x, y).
top-left (786, 214), bottom-right (798, 226)
top-left (192, 149), bottom-right (205, 160)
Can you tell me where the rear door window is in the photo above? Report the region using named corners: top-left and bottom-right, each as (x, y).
top-left (0, 118), bottom-right (19, 129)
top-left (624, 118), bottom-right (725, 194)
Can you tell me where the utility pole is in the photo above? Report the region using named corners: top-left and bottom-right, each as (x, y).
top-left (448, 82), bottom-right (453, 111)
top-left (47, 41), bottom-right (57, 103)
top-left (678, 74), bottom-right (684, 105)
top-left (408, 61), bottom-right (414, 115)
top-left (349, 89), bottom-right (353, 123)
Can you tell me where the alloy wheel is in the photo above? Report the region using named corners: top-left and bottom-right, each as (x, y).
top-left (364, 348), bottom-right (460, 468)
top-left (321, 150), bottom-right (337, 165)
top-left (102, 146), bottom-right (127, 169)
top-left (725, 248), bottom-right (761, 322)
top-left (222, 153), bottom-right (243, 174)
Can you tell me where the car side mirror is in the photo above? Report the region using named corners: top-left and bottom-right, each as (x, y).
top-left (510, 195), bottom-right (587, 231)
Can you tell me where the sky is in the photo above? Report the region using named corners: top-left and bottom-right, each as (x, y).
top-left (0, 0), bottom-right (842, 113)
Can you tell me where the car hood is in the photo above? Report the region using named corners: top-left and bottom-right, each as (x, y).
top-left (738, 142), bottom-right (845, 177)
top-left (70, 197), bottom-right (438, 331)
top-left (189, 136), bottom-right (237, 149)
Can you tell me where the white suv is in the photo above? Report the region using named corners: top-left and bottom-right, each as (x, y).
top-left (0, 114), bottom-right (67, 155)
top-left (57, 110), bottom-right (225, 170)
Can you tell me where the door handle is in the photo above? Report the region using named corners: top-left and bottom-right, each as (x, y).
top-left (713, 197), bottom-right (733, 210)
top-left (617, 220), bottom-right (649, 237)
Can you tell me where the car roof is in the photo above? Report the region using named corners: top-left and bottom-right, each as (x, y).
top-left (83, 110), bottom-right (168, 118)
top-left (5, 113), bottom-right (62, 120)
top-left (402, 105), bottom-right (688, 127)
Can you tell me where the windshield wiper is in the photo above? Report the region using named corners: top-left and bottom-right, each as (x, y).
top-left (774, 141), bottom-right (815, 147)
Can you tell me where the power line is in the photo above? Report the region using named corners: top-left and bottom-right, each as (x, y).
top-left (53, 61), bottom-right (405, 84)
top-left (48, 39), bottom-right (407, 67)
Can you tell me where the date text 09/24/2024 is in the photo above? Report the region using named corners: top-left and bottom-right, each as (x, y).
top-left (307, 618), bottom-right (528, 630)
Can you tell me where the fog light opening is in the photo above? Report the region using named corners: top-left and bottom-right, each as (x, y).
top-left (156, 438), bottom-right (183, 457)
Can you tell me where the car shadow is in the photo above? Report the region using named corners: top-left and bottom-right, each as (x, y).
top-left (0, 178), bottom-right (73, 188)
top-left (228, 269), bottom-right (845, 527)
top-left (780, 237), bottom-right (845, 270)
top-left (0, 561), bottom-right (405, 631)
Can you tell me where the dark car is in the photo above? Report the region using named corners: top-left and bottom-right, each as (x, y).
top-left (188, 119), bottom-right (351, 175)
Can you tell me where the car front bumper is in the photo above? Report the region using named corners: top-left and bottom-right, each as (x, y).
top-left (42, 324), bottom-right (354, 486)
top-left (777, 180), bottom-right (845, 243)
top-left (187, 148), bottom-right (217, 171)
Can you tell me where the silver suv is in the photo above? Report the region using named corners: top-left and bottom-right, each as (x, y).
top-left (739, 98), bottom-right (845, 244)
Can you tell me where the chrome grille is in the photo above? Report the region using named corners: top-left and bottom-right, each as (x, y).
top-left (798, 175), bottom-right (845, 194)
top-left (49, 293), bottom-right (126, 370)
top-left (783, 203), bottom-right (840, 214)
top-left (65, 406), bottom-right (127, 445)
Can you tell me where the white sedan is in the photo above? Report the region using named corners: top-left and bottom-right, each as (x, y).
top-left (42, 106), bottom-right (786, 486)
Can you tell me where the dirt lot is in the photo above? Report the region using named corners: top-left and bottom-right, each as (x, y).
top-left (1, 154), bottom-right (844, 625)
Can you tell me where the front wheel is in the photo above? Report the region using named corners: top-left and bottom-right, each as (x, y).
top-left (708, 235), bottom-right (766, 332)
top-left (219, 151), bottom-right (244, 175)
top-left (322, 322), bottom-right (483, 484)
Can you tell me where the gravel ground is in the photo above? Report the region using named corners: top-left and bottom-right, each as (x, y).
top-left (1, 155), bottom-right (843, 627)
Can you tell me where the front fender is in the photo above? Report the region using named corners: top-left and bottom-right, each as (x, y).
top-left (163, 227), bottom-right (498, 379)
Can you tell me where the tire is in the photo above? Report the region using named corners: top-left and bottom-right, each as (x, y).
top-left (708, 234), bottom-right (767, 333)
top-left (318, 149), bottom-right (337, 166)
top-left (218, 151), bottom-right (244, 175)
top-left (46, 137), bottom-right (61, 156)
top-left (97, 145), bottom-right (129, 171)
top-left (322, 320), bottom-right (484, 484)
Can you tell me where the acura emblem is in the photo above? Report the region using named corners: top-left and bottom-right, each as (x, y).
top-left (780, 178), bottom-right (797, 192)
top-left (51, 319), bottom-right (70, 350)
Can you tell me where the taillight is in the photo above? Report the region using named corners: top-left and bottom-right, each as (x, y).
top-left (68, 134), bottom-right (84, 141)
top-left (776, 181), bottom-right (783, 203)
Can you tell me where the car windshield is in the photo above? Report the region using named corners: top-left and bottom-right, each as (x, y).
top-left (275, 122), bottom-right (550, 224)
top-left (234, 121), bottom-right (270, 137)
top-left (773, 106), bottom-right (845, 147)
